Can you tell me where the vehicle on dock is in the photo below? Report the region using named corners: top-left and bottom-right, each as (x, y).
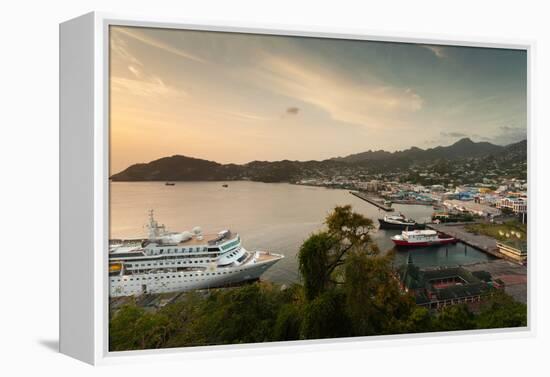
top-left (165, 182), bottom-right (175, 186)
top-left (391, 229), bottom-right (457, 247)
top-left (378, 213), bottom-right (425, 230)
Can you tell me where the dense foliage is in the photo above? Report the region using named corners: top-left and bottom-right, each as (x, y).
top-left (110, 206), bottom-right (527, 351)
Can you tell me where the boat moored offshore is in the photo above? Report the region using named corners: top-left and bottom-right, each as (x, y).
top-left (109, 210), bottom-right (284, 297)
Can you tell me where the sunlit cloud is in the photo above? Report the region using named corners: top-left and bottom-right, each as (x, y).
top-left (421, 45), bottom-right (447, 59)
top-left (222, 110), bottom-right (272, 122)
top-left (113, 27), bottom-right (206, 63)
top-left (111, 76), bottom-right (187, 98)
top-left (441, 131), bottom-right (468, 139)
top-left (111, 34), bottom-right (143, 67)
top-left (488, 125), bottom-right (527, 145)
top-left (254, 54), bottom-right (423, 128)
top-left (128, 65), bottom-right (141, 78)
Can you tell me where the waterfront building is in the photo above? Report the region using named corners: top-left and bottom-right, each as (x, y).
top-left (443, 199), bottom-right (501, 217)
top-left (458, 191), bottom-right (475, 201)
top-left (397, 262), bottom-right (494, 309)
top-left (496, 240), bottom-right (527, 264)
top-left (430, 184), bottom-right (446, 192)
top-left (496, 197), bottom-right (527, 214)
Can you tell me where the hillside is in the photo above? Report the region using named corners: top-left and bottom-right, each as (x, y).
top-left (335, 138), bottom-right (504, 164)
top-left (110, 138), bottom-right (527, 183)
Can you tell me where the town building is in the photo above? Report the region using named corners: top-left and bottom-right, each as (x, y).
top-left (443, 199), bottom-right (501, 217)
top-left (496, 239), bottom-right (527, 264)
top-left (366, 180), bottom-right (381, 192)
top-left (396, 261), bottom-right (494, 309)
top-left (496, 197), bottom-right (527, 214)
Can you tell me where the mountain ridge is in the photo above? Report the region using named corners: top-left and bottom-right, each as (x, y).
top-left (110, 138), bottom-right (527, 183)
top-left (333, 137), bottom-right (504, 163)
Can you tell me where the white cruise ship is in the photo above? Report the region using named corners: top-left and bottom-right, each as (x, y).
top-left (109, 211), bottom-right (284, 297)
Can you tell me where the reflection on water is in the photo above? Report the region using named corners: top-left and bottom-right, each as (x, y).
top-left (110, 181), bottom-right (494, 284)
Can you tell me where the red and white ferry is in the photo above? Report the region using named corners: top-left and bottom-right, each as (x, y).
top-left (391, 229), bottom-right (457, 247)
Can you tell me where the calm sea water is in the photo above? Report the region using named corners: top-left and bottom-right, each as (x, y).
top-left (110, 181), bottom-right (493, 284)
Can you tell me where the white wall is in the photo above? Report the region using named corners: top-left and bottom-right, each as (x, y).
top-left (1, 0), bottom-right (549, 375)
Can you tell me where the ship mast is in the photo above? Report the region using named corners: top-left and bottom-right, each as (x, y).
top-left (147, 209), bottom-right (164, 240)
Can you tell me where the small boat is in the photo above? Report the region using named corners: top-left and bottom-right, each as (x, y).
top-left (391, 229), bottom-right (457, 247)
top-left (222, 184), bottom-right (229, 188)
top-left (378, 213), bottom-right (425, 230)
top-left (165, 182), bottom-right (175, 186)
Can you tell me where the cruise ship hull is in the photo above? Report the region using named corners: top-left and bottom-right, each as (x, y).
top-left (110, 251), bottom-right (283, 297)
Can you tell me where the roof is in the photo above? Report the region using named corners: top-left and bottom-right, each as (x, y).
top-left (422, 267), bottom-right (479, 284)
top-left (435, 283), bottom-right (491, 300)
top-left (397, 264), bottom-right (493, 303)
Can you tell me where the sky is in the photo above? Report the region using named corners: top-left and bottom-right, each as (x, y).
top-left (109, 26), bottom-right (527, 174)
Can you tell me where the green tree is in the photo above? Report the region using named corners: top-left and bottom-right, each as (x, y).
top-left (298, 232), bottom-right (337, 301)
top-left (343, 251), bottom-right (415, 336)
top-left (160, 292), bottom-right (206, 348)
top-left (109, 304), bottom-right (145, 351)
top-left (298, 205), bottom-right (374, 300)
top-left (301, 289), bottom-right (351, 339)
top-left (183, 283), bottom-right (279, 345)
top-left (435, 304), bottom-right (476, 332)
top-left (405, 307), bottom-right (434, 333)
top-left (273, 304), bottom-right (303, 341)
top-left (475, 291), bottom-right (527, 329)
top-left (109, 304), bottom-right (172, 350)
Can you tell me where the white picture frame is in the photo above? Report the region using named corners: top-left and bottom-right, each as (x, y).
top-left (59, 11), bottom-right (535, 365)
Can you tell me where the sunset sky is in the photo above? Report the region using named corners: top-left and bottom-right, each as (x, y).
top-left (109, 26), bottom-right (527, 174)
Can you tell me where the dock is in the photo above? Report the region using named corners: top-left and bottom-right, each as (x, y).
top-left (350, 191), bottom-right (394, 211)
top-left (391, 199), bottom-right (435, 206)
top-left (426, 223), bottom-right (522, 264)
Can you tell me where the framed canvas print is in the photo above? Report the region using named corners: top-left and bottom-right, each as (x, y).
top-left (60, 12), bottom-right (533, 365)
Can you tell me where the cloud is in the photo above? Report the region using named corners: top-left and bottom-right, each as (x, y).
top-left (441, 131), bottom-right (467, 138)
top-left (421, 45), bottom-right (447, 59)
top-left (113, 27), bottom-right (206, 63)
top-left (111, 75), bottom-right (187, 98)
top-left (490, 125), bottom-right (527, 145)
top-left (286, 107), bottom-right (300, 115)
top-left (111, 29), bottom-right (190, 100)
top-left (472, 134), bottom-right (492, 142)
top-left (500, 125), bottom-right (519, 132)
top-left (469, 126), bottom-right (526, 145)
top-left (253, 54), bottom-right (423, 128)
top-left (222, 110), bottom-right (271, 122)
top-left (111, 34), bottom-right (143, 67)
top-left (438, 126), bottom-right (526, 146)
top-left (128, 65), bottom-right (141, 78)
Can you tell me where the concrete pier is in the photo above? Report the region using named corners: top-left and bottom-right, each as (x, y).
top-left (350, 191), bottom-right (394, 211)
top-left (426, 223), bottom-right (523, 264)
